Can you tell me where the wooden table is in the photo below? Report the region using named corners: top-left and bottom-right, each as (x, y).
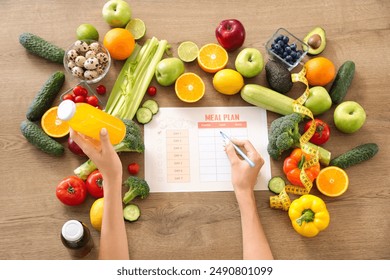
top-left (0, 0), bottom-right (389, 260)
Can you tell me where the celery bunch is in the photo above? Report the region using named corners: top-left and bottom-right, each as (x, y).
top-left (105, 37), bottom-right (169, 120)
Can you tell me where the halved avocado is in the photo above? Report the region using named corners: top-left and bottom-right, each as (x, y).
top-left (303, 27), bottom-right (326, 55)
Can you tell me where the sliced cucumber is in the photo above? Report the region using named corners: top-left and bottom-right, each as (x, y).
top-left (136, 107), bottom-right (153, 124)
top-left (268, 176), bottom-right (286, 194)
top-left (142, 99), bottom-right (159, 115)
top-left (123, 204), bottom-right (141, 222)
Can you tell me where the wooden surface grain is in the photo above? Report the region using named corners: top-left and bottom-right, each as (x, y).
top-left (0, 0), bottom-right (389, 260)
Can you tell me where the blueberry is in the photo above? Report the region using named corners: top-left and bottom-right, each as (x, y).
top-left (274, 43), bottom-right (281, 50)
top-left (285, 55), bottom-right (293, 62)
top-left (277, 40), bottom-right (284, 47)
top-left (291, 51), bottom-right (297, 59)
top-left (285, 46), bottom-right (291, 54)
top-left (290, 43), bottom-right (297, 50)
top-left (283, 36), bottom-right (289, 44)
top-left (282, 51), bottom-right (287, 58)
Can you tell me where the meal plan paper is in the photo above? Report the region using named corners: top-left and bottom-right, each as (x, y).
top-left (144, 107), bottom-right (271, 192)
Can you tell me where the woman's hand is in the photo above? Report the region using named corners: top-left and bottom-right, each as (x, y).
top-left (69, 128), bottom-right (122, 185)
top-left (224, 138), bottom-right (264, 198)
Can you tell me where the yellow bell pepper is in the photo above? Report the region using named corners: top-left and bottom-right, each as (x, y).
top-left (288, 194), bottom-right (330, 237)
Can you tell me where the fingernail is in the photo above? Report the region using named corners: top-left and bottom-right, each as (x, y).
top-left (101, 128), bottom-right (107, 135)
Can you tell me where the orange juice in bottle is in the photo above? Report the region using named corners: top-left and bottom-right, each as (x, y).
top-left (57, 100), bottom-right (126, 145)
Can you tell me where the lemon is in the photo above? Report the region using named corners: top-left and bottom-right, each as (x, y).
top-left (90, 198), bottom-right (104, 231)
top-left (178, 41), bottom-right (199, 62)
top-left (125, 18), bottom-right (146, 40)
top-left (212, 69), bottom-right (244, 95)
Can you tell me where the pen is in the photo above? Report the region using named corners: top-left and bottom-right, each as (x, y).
top-left (220, 131), bottom-right (255, 168)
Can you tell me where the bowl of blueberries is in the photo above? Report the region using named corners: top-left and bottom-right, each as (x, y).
top-left (265, 28), bottom-right (309, 71)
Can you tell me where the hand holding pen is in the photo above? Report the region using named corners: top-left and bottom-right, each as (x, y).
top-left (222, 133), bottom-right (264, 192)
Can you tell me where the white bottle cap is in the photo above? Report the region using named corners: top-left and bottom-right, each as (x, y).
top-left (57, 100), bottom-right (76, 121)
top-left (62, 220), bottom-right (84, 242)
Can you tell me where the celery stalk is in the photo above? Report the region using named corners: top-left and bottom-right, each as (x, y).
top-left (105, 37), bottom-right (168, 120)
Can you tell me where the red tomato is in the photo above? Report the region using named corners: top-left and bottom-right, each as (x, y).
top-left (127, 163), bottom-right (140, 175)
top-left (56, 176), bottom-right (87, 206)
top-left (147, 86), bottom-right (157, 96)
top-left (74, 95), bottom-right (85, 103)
top-left (96, 85), bottom-right (106, 95)
top-left (73, 85), bottom-right (88, 97)
top-left (86, 170), bottom-right (104, 198)
top-left (304, 119), bottom-right (330, 145)
top-left (62, 93), bottom-right (74, 101)
top-left (86, 95), bottom-right (99, 107)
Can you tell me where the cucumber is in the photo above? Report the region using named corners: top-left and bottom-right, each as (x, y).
top-left (19, 32), bottom-right (65, 64)
top-left (240, 84), bottom-right (295, 115)
top-left (142, 99), bottom-right (159, 115)
top-left (329, 61), bottom-right (355, 104)
top-left (20, 120), bottom-right (64, 156)
top-left (268, 176), bottom-right (286, 194)
top-left (123, 204), bottom-right (141, 222)
top-left (26, 71), bottom-right (65, 121)
top-left (330, 143), bottom-right (378, 169)
top-left (136, 107), bottom-right (153, 124)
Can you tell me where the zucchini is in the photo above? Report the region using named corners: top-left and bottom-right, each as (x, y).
top-left (330, 143), bottom-right (378, 169)
top-left (142, 99), bottom-right (159, 115)
top-left (268, 176), bottom-right (286, 194)
top-left (240, 84), bottom-right (295, 115)
top-left (136, 107), bottom-right (153, 124)
top-left (329, 61), bottom-right (355, 104)
top-left (19, 32), bottom-right (65, 64)
top-left (20, 120), bottom-right (64, 156)
top-left (26, 71), bottom-right (65, 121)
top-left (123, 204), bottom-right (141, 222)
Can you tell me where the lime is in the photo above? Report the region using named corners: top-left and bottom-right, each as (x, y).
top-left (76, 23), bottom-right (99, 41)
top-left (178, 41), bottom-right (199, 62)
top-left (125, 18), bottom-right (146, 40)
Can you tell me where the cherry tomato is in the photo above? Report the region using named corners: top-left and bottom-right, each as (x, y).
top-left (73, 85), bottom-right (88, 97)
top-left (56, 176), bottom-right (87, 206)
top-left (147, 86), bottom-right (157, 96)
top-left (74, 95), bottom-right (85, 103)
top-left (127, 163), bottom-right (140, 175)
top-left (86, 95), bottom-right (99, 107)
top-left (304, 119), bottom-right (330, 145)
top-left (86, 170), bottom-right (104, 198)
top-left (62, 93), bottom-right (74, 101)
top-left (96, 85), bottom-right (106, 95)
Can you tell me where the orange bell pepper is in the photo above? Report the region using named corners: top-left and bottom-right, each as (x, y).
top-left (283, 148), bottom-right (320, 187)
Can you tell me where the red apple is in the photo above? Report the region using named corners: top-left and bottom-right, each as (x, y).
top-left (215, 19), bottom-right (246, 52)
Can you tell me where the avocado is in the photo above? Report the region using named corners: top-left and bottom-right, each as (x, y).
top-left (303, 27), bottom-right (326, 55)
top-left (265, 60), bottom-right (293, 94)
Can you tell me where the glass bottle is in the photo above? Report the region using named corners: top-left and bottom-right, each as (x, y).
top-left (61, 220), bottom-right (94, 258)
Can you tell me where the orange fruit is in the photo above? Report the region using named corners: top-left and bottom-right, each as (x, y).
top-left (175, 72), bottom-right (205, 103)
top-left (103, 28), bottom-right (135, 60)
top-left (316, 166), bottom-right (349, 197)
top-left (197, 43), bottom-right (228, 73)
top-left (41, 107), bottom-right (70, 138)
top-left (304, 57), bottom-right (336, 86)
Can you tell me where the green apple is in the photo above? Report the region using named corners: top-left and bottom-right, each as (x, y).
top-left (76, 23), bottom-right (99, 41)
top-left (234, 48), bottom-right (263, 78)
top-left (304, 86), bottom-right (332, 116)
top-left (155, 57), bottom-right (185, 86)
top-left (334, 101), bottom-right (366, 133)
top-left (102, 0), bottom-right (132, 28)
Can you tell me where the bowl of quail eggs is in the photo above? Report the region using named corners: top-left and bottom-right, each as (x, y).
top-left (64, 40), bottom-right (111, 84)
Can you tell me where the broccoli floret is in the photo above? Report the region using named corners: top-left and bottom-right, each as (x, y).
top-left (113, 119), bottom-right (145, 153)
top-left (123, 176), bottom-right (150, 204)
top-left (267, 113), bottom-right (304, 160)
top-left (267, 113), bottom-right (331, 165)
top-left (74, 119), bottom-right (145, 180)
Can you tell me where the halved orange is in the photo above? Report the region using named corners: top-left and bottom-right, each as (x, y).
top-left (41, 106), bottom-right (70, 138)
top-left (175, 72), bottom-right (205, 103)
top-left (316, 166), bottom-right (349, 197)
top-left (197, 43), bottom-right (228, 73)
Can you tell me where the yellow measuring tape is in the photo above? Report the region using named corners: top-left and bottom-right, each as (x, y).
top-left (269, 67), bottom-right (320, 211)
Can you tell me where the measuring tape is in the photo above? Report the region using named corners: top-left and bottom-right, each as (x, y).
top-left (270, 67), bottom-right (320, 211)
